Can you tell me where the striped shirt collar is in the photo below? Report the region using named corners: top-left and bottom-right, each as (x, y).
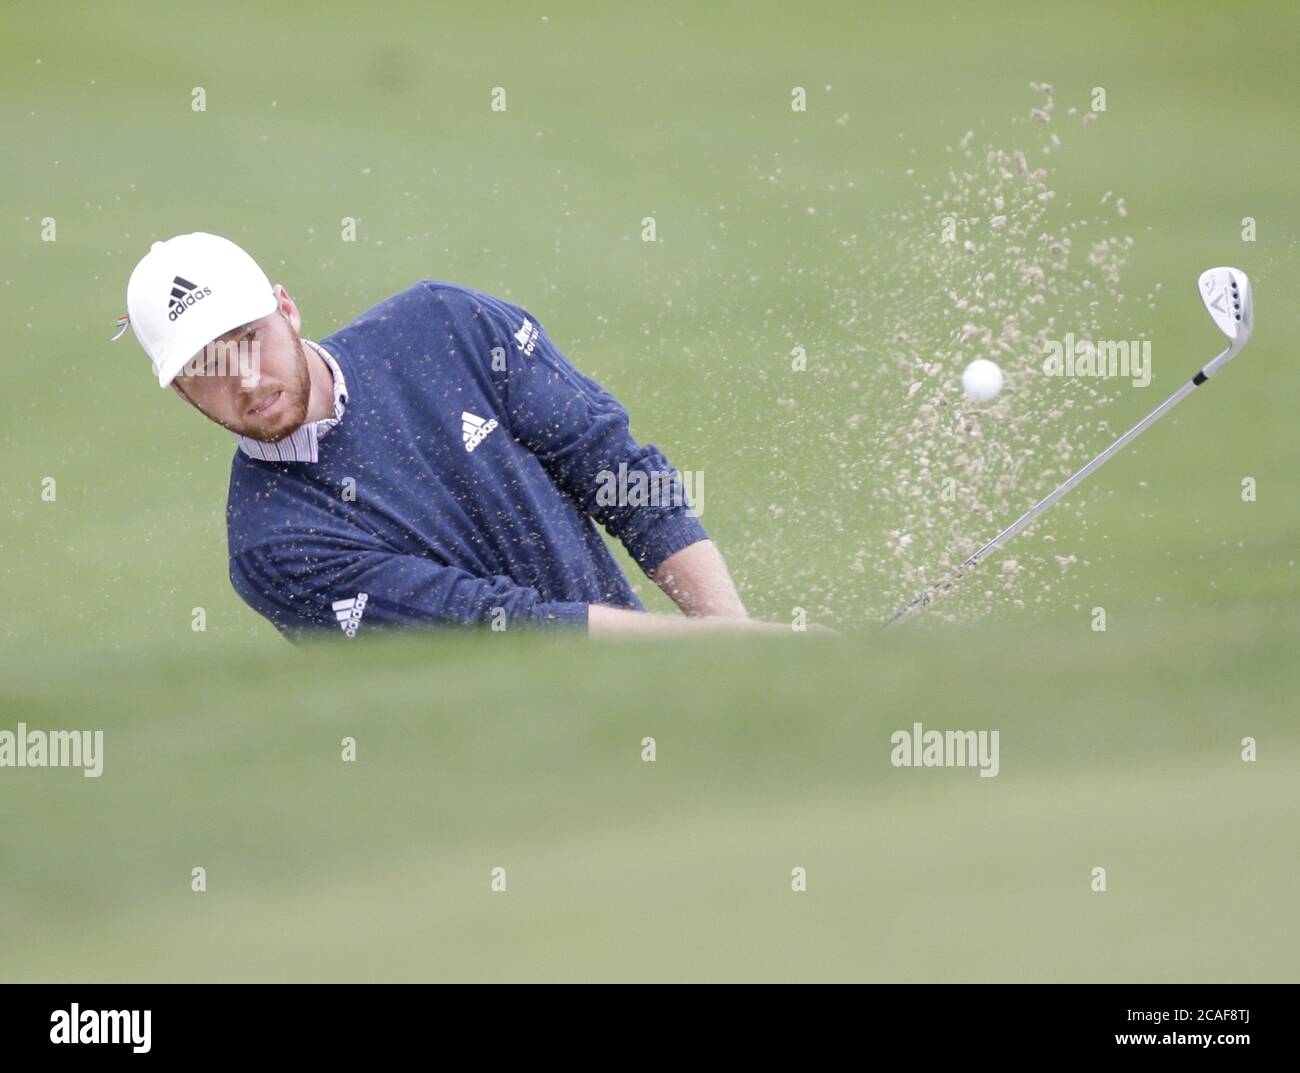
top-left (235, 340), bottom-right (348, 464)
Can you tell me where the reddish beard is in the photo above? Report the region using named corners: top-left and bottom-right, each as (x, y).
top-left (235, 341), bottom-right (311, 442)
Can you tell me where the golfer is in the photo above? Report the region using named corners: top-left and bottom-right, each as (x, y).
top-left (119, 233), bottom-right (791, 639)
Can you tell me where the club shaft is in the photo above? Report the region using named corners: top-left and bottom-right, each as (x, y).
top-left (884, 358), bottom-right (1222, 628)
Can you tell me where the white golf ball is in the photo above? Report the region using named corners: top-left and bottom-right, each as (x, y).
top-left (961, 359), bottom-right (1004, 402)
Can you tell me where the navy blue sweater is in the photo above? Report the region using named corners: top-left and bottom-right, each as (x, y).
top-left (226, 281), bottom-right (709, 639)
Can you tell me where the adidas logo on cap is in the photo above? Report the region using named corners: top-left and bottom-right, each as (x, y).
top-left (168, 275), bottom-right (212, 321)
top-left (331, 593), bottom-right (369, 638)
top-left (462, 411), bottom-right (499, 452)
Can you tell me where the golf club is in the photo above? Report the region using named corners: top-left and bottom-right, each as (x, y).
top-left (885, 265), bottom-right (1254, 628)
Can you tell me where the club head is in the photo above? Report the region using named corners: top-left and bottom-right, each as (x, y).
top-left (1198, 266), bottom-right (1253, 355)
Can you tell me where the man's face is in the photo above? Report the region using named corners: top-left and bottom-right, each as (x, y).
top-left (170, 285), bottom-right (311, 443)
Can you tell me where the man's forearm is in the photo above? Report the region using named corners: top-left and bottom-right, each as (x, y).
top-left (649, 539), bottom-right (747, 617)
top-left (587, 605), bottom-right (790, 636)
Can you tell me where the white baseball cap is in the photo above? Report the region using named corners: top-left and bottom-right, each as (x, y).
top-left (116, 232), bottom-right (279, 387)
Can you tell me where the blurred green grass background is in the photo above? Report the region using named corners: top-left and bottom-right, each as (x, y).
top-left (1, 0), bottom-right (1296, 980)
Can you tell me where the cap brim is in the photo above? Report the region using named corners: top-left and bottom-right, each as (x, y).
top-left (155, 290), bottom-right (279, 387)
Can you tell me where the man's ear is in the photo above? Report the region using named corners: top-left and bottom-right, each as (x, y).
top-left (272, 283), bottom-right (303, 335)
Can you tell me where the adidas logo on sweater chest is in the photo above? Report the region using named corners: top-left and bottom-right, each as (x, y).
top-left (461, 411), bottom-right (499, 452)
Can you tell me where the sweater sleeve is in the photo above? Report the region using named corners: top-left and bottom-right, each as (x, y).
top-left (478, 294), bottom-right (710, 576)
top-left (230, 542), bottom-right (589, 639)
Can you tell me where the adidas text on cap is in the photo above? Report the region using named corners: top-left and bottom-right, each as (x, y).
top-left (121, 232), bottom-right (279, 387)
